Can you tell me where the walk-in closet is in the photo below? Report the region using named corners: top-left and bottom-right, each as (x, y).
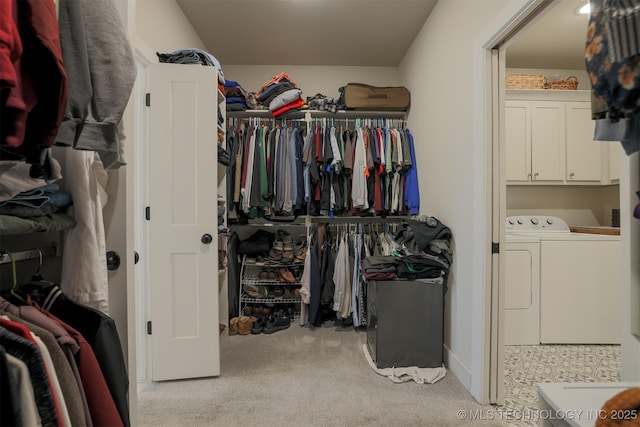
top-left (4, 0), bottom-right (640, 426)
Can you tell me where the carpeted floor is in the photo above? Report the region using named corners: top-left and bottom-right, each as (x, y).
top-left (137, 322), bottom-right (507, 427)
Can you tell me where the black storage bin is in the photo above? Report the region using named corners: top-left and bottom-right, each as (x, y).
top-left (366, 278), bottom-right (445, 369)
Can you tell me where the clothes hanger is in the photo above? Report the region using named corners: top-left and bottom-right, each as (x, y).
top-left (18, 249), bottom-right (57, 304)
top-left (0, 250), bottom-right (26, 304)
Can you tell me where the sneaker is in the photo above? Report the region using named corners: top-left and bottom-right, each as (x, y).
top-left (243, 283), bottom-right (268, 298)
top-left (263, 313), bottom-right (291, 334)
top-left (294, 240), bottom-right (307, 262)
top-left (277, 229), bottom-right (293, 244)
top-left (272, 286), bottom-right (285, 299)
top-left (251, 315), bottom-right (267, 334)
top-left (269, 241), bottom-right (284, 261)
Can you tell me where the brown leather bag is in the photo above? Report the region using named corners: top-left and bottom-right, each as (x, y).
top-left (339, 83), bottom-right (410, 111)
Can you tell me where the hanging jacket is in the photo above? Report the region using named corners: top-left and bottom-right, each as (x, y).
top-left (404, 129), bottom-right (420, 215)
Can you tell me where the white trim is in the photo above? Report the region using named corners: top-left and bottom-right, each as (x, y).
top-left (133, 50), bottom-right (152, 384)
top-left (471, 0), bottom-right (557, 404)
top-left (444, 345), bottom-right (472, 391)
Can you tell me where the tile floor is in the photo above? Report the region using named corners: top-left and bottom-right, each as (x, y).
top-left (501, 345), bottom-right (621, 427)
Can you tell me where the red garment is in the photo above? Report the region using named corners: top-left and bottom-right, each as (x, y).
top-left (0, 317), bottom-right (65, 426)
top-left (2, 0), bottom-right (67, 157)
top-left (32, 306), bottom-right (123, 427)
top-left (0, 0), bottom-right (21, 88)
top-left (271, 98), bottom-right (303, 117)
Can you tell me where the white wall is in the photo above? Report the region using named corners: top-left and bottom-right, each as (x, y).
top-left (136, 0), bottom-right (207, 61)
top-left (621, 153), bottom-right (640, 379)
top-left (398, 0), bottom-right (522, 402)
top-left (222, 65), bottom-right (399, 100)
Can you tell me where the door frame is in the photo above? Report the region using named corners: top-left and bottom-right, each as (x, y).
top-left (481, 0), bottom-right (558, 404)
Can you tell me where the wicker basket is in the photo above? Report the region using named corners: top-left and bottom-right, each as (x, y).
top-left (545, 76), bottom-right (578, 90)
top-left (506, 74), bottom-right (546, 89)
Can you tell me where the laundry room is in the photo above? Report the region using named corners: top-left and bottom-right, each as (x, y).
top-left (501, 0), bottom-right (627, 421)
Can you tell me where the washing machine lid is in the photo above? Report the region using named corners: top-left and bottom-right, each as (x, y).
top-left (506, 215), bottom-right (570, 233)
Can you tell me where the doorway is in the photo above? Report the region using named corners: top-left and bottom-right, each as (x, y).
top-left (487, 0), bottom-right (623, 412)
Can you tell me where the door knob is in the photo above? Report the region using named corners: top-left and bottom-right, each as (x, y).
top-left (106, 251), bottom-right (121, 271)
top-left (201, 234), bottom-right (213, 244)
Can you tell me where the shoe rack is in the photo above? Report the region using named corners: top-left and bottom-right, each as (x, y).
top-left (239, 255), bottom-right (303, 319)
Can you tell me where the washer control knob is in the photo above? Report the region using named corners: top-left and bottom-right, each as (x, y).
top-left (517, 219), bottom-right (523, 225)
top-left (531, 217), bottom-right (539, 225)
top-left (546, 218), bottom-right (553, 225)
top-left (508, 219), bottom-right (515, 225)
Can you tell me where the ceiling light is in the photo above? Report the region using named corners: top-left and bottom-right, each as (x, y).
top-left (577, 3), bottom-right (590, 15)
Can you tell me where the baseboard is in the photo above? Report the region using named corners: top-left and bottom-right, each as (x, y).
top-left (444, 344), bottom-right (472, 391)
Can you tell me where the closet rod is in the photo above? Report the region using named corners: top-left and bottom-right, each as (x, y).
top-left (310, 216), bottom-right (409, 224)
top-left (0, 244), bottom-right (57, 265)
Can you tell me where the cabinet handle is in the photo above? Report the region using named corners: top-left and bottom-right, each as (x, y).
top-left (527, 173), bottom-right (532, 179)
top-left (569, 172), bottom-right (575, 178)
top-left (533, 172), bottom-right (539, 179)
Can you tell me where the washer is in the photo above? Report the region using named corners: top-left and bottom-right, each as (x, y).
top-left (506, 215), bottom-right (621, 345)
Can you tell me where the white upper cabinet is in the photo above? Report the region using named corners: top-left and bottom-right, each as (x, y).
top-left (565, 102), bottom-right (602, 182)
top-left (505, 90), bottom-right (608, 185)
top-left (505, 100), bottom-right (565, 183)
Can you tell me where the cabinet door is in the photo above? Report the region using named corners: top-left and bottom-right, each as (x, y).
top-left (566, 102), bottom-right (602, 182)
top-left (148, 63), bottom-right (220, 380)
top-left (505, 101), bottom-right (531, 182)
top-left (531, 102), bottom-right (565, 181)
top-left (609, 142), bottom-right (622, 182)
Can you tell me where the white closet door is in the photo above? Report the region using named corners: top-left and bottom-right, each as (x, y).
top-left (148, 63), bottom-right (220, 380)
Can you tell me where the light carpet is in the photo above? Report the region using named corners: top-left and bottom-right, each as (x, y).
top-left (137, 321), bottom-right (506, 427)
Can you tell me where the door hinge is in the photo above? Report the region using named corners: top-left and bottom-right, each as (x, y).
top-left (145, 93), bottom-right (150, 107)
top-left (146, 321), bottom-right (152, 335)
top-left (491, 242), bottom-right (500, 254)
top-left (145, 206), bottom-right (151, 221)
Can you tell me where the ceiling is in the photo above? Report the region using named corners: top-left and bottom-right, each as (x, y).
top-left (506, 0), bottom-right (590, 69)
top-left (175, 0), bottom-right (437, 66)
top-left (176, 0), bottom-right (589, 70)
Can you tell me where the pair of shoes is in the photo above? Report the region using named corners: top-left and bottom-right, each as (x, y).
top-left (279, 268), bottom-right (295, 283)
top-left (258, 268), bottom-right (279, 281)
top-left (238, 316), bottom-right (254, 335)
top-left (255, 255), bottom-right (267, 266)
top-left (293, 240), bottom-right (307, 262)
top-left (229, 317), bottom-right (239, 335)
top-left (219, 323), bottom-right (227, 334)
top-left (243, 283), bottom-right (268, 298)
top-left (263, 312), bottom-right (291, 334)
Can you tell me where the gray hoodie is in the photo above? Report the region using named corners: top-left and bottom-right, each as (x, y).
top-left (56, 0), bottom-right (136, 169)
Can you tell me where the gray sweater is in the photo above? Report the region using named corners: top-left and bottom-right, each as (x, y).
top-left (56, 0), bottom-right (137, 169)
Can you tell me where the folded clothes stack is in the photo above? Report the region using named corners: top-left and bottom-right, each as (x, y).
top-left (224, 79), bottom-right (248, 112)
top-left (156, 48), bottom-right (225, 85)
top-left (254, 72), bottom-right (304, 117)
top-left (0, 183), bottom-right (73, 218)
